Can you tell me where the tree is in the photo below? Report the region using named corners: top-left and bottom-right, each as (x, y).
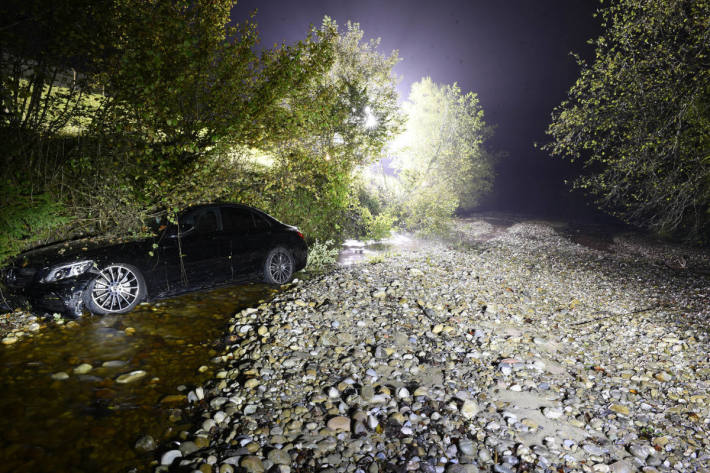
top-left (0, 0), bottom-right (337, 261)
top-left (0, 0), bottom-right (115, 262)
top-left (544, 0), bottom-right (710, 240)
top-left (259, 17), bottom-right (404, 240)
top-left (392, 77), bottom-right (496, 233)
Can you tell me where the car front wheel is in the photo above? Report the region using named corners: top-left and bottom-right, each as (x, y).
top-left (263, 247), bottom-right (294, 285)
top-left (83, 263), bottom-right (146, 315)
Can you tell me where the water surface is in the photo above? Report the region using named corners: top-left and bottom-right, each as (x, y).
top-left (0, 283), bottom-right (276, 473)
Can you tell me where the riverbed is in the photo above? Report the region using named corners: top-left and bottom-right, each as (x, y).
top-left (0, 284), bottom-right (277, 473)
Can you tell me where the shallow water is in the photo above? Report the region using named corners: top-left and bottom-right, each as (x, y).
top-left (337, 234), bottom-right (419, 266)
top-left (0, 283), bottom-right (276, 473)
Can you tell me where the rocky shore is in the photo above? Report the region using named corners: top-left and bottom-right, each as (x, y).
top-left (152, 219), bottom-right (710, 473)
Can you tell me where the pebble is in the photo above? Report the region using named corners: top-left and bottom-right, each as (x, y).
top-left (147, 220), bottom-right (710, 473)
top-left (542, 407), bottom-right (563, 419)
top-left (160, 450), bottom-right (182, 465)
top-left (73, 363), bottom-right (93, 375)
top-left (240, 456), bottom-right (264, 473)
top-left (267, 448), bottom-right (291, 465)
top-left (115, 370), bottom-right (147, 384)
top-left (460, 400), bottom-right (479, 419)
top-left (326, 416), bottom-right (350, 432)
top-left (134, 435), bottom-right (157, 452)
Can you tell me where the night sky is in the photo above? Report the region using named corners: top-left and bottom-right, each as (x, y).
top-left (231, 0), bottom-right (613, 221)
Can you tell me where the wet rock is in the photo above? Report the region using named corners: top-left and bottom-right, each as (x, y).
top-left (134, 435), bottom-right (157, 452)
top-left (115, 370), bottom-right (147, 384)
top-left (73, 363), bottom-right (93, 375)
top-left (160, 449), bottom-right (182, 465)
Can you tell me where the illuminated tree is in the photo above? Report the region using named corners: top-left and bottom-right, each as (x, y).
top-left (544, 0), bottom-right (710, 239)
top-left (393, 77), bottom-right (496, 232)
top-left (262, 17), bottom-right (404, 239)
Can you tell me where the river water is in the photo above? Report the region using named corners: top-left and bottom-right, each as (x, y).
top-left (0, 283), bottom-right (277, 473)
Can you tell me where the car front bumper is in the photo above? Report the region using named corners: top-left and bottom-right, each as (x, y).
top-left (11, 275), bottom-right (94, 317)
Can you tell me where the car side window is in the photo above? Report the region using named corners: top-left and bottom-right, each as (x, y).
top-left (251, 212), bottom-right (271, 233)
top-left (222, 207), bottom-right (255, 234)
top-left (195, 209), bottom-right (220, 233)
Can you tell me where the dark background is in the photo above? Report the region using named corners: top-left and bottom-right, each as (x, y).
top-left (232, 0), bottom-right (615, 222)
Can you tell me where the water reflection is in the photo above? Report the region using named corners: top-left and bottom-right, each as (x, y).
top-left (0, 283), bottom-right (276, 473)
top-left (337, 233), bottom-right (416, 266)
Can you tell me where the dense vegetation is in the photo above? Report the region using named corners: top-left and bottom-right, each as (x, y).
top-left (391, 78), bottom-right (497, 233)
top-left (0, 1), bottom-right (405, 263)
top-left (545, 0), bottom-right (710, 241)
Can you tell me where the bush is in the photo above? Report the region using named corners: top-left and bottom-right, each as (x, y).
top-left (0, 183), bottom-right (70, 264)
top-left (401, 186), bottom-right (458, 236)
top-left (305, 239), bottom-right (340, 272)
top-left (363, 208), bottom-right (395, 240)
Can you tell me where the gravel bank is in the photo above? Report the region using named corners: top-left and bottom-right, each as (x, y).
top-left (124, 221), bottom-right (710, 471)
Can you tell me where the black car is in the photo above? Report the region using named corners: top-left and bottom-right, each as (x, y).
top-left (2, 204), bottom-right (308, 317)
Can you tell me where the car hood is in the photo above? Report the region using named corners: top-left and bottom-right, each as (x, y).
top-left (9, 236), bottom-right (155, 270)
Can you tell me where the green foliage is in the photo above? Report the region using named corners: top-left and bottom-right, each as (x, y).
top-left (0, 3), bottom-right (404, 262)
top-left (401, 186), bottom-right (458, 236)
top-left (305, 240), bottom-right (340, 272)
top-left (362, 208), bottom-right (396, 240)
top-left (0, 183), bottom-right (69, 263)
top-left (385, 78), bottom-right (497, 234)
top-left (544, 0), bottom-right (710, 240)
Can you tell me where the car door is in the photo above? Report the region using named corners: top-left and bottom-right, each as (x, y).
top-left (220, 206), bottom-right (272, 276)
top-left (161, 207), bottom-right (231, 289)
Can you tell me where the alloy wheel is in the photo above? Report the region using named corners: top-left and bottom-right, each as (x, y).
top-left (268, 250), bottom-right (293, 284)
top-left (91, 265), bottom-right (141, 313)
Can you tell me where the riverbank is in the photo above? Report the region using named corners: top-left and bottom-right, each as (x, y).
top-left (154, 218), bottom-right (710, 472)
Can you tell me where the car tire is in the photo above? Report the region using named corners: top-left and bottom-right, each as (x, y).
top-left (83, 263), bottom-right (146, 315)
top-left (263, 247), bottom-right (294, 285)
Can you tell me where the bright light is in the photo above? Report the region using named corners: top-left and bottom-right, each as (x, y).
top-left (364, 106), bottom-right (377, 129)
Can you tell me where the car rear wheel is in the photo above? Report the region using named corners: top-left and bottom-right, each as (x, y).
top-left (263, 247), bottom-right (294, 285)
top-left (83, 263), bottom-right (146, 315)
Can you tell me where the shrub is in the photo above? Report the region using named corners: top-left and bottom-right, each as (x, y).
top-left (305, 239), bottom-right (340, 272)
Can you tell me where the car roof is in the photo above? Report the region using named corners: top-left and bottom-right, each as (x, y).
top-left (182, 203), bottom-right (280, 223)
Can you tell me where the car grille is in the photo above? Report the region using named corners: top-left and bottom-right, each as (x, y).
top-left (4, 267), bottom-right (38, 289)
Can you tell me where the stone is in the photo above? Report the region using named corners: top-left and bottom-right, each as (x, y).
top-left (160, 449), bottom-right (182, 465)
top-left (542, 407), bottom-right (563, 419)
top-left (608, 460), bottom-right (633, 473)
top-left (609, 404), bottom-right (630, 416)
top-left (115, 370), bottom-right (147, 384)
top-left (654, 371), bottom-right (672, 382)
top-left (446, 465), bottom-right (480, 473)
top-left (268, 448), bottom-right (291, 465)
top-left (240, 456), bottom-right (265, 473)
top-left (458, 439), bottom-right (475, 456)
top-left (51, 372), bottom-right (69, 380)
top-left (583, 444), bottom-right (605, 456)
top-left (244, 378), bottom-right (260, 389)
top-left (179, 441), bottom-right (199, 455)
top-left (219, 464), bottom-right (234, 473)
top-left (134, 435), bottom-right (157, 452)
top-left (460, 400), bottom-right (479, 419)
top-left (73, 363), bottom-right (93, 375)
top-left (326, 416), bottom-right (350, 432)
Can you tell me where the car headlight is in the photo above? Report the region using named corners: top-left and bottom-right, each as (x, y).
top-left (41, 260), bottom-right (94, 283)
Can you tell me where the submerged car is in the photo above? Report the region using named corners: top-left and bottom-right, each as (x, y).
top-left (2, 203), bottom-right (307, 316)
